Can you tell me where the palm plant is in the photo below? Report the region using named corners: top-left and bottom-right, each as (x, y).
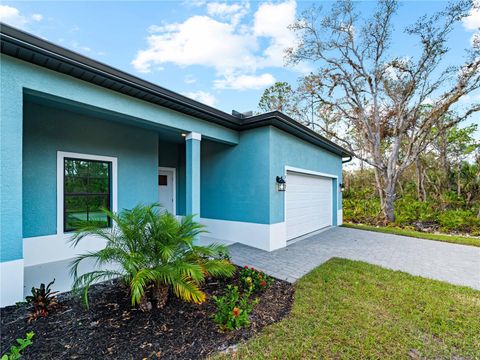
top-left (69, 204), bottom-right (235, 310)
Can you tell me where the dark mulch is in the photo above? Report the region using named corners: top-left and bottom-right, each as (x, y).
top-left (1, 268), bottom-right (294, 359)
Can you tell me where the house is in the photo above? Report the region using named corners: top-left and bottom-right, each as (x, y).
top-left (0, 24), bottom-right (351, 306)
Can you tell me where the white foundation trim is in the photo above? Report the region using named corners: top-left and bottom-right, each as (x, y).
top-left (0, 259), bottom-right (24, 306)
top-left (23, 233), bottom-right (107, 267)
top-left (337, 209), bottom-right (343, 225)
top-left (186, 132), bottom-right (202, 141)
top-left (200, 218), bottom-right (286, 251)
top-left (57, 151), bottom-right (118, 235)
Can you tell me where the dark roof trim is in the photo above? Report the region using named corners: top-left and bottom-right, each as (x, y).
top-left (0, 23), bottom-right (351, 157)
top-left (243, 111), bottom-right (351, 157)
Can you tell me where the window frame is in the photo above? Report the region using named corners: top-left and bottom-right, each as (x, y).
top-left (57, 151), bottom-right (118, 235)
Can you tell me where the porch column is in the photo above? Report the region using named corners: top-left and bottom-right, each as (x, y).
top-left (185, 132), bottom-right (201, 218)
top-left (0, 74), bottom-right (24, 306)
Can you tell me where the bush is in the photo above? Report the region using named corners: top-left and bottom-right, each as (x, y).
top-left (438, 209), bottom-right (479, 234)
top-left (212, 285), bottom-right (258, 331)
top-left (25, 279), bottom-right (58, 321)
top-left (394, 197), bottom-right (437, 225)
top-left (239, 266), bottom-right (272, 293)
top-left (70, 204), bottom-right (236, 310)
top-left (1, 331), bottom-right (34, 360)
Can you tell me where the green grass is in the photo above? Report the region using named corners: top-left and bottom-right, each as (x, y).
top-left (213, 259), bottom-right (480, 359)
top-left (342, 222), bottom-right (480, 247)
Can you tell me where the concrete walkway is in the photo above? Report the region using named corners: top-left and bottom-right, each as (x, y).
top-left (229, 227), bottom-right (480, 290)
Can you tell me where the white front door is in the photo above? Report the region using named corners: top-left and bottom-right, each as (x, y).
top-left (286, 171), bottom-right (333, 240)
top-left (158, 168), bottom-right (175, 214)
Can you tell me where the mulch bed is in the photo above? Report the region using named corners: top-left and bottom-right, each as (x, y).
top-left (1, 268), bottom-right (294, 359)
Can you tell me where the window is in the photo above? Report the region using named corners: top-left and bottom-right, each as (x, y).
top-left (64, 158), bottom-right (111, 232)
top-left (158, 175), bottom-right (168, 186)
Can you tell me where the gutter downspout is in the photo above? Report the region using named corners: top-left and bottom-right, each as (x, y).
top-left (342, 156), bottom-right (353, 164)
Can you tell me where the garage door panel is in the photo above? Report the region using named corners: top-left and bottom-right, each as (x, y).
top-left (286, 172), bottom-right (333, 240)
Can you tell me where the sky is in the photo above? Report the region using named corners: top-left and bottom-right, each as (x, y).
top-left (1, 0), bottom-right (479, 137)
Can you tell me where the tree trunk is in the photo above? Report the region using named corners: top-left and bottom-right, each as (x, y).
top-left (457, 165), bottom-right (461, 197)
top-left (438, 128), bottom-right (450, 193)
top-left (382, 174), bottom-right (397, 223)
top-left (152, 283), bottom-right (169, 309)
top-left (373, 167), bottom-right (384, 206)
top-left (415, 158), bottom-right (423, 201)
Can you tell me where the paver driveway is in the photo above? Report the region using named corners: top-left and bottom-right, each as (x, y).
top-left (229, 227), bottom-right (480, 290)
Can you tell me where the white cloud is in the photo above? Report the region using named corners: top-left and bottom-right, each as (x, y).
top-left (253, 0), bottom-right (296, 68)
top-left (213, 73), bottom-right (275, 90)
top-left (463, 2), bottom-right (480, 48)
top-left (132, 1), bottom-right (297, 90)
top-left (183, 91), bottom-right (217, 106)
top-left (31, 14), bottom-right (43, 22)
top-left (463, 3), bottom-right (480, 30)
top-left (132, 15), bottom-right (257, 74)
top-left (206, 2), bottom-right (249, 26)
top-left (0, 5), bottom-right (43, 29)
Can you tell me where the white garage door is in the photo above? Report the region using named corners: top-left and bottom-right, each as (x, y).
top-left (286, 171), bottom-right (333, 240)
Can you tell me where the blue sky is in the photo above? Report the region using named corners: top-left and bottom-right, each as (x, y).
top-left (1, 1), bottom-right (479, 136)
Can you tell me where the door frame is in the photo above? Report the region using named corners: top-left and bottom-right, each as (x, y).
top-left (283, 165), bottom-right (338, 240)
top-left (158, 167), bottom-right (176, 215)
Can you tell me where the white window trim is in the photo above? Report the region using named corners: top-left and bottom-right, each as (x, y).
top-left (158, 166), bottom-right (176, 215)
top-left (57, 151), bottom-right (118, 235)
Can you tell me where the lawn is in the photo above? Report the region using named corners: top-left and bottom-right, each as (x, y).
top-left (342, 222), bottom-right (480, 247)
top-left (213, 258), bottom-right (480, 359)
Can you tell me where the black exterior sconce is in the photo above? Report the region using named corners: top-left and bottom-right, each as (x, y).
top-left (276, 176), bottom-right (286, 191)
top-left (339, 183), bottom-right (345, 192)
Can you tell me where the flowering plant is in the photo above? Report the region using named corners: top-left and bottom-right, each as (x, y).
top-left (240, 266), bottom-right (272, 293)
top-left (212, 285), bottom-right (257, 331)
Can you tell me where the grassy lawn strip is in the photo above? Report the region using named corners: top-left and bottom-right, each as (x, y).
top-left (342, 222), bottom-right (480, 247)
top-left (213, 258), bottom-right (480, 359)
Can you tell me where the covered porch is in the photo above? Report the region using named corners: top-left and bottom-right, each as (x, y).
top-left (0, 65), bottom-right (238, 305)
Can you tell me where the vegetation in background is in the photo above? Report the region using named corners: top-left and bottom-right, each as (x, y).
top-left (25, 279), bottom-right (59, 321)
top-left (342, 223), bottom-right (480, 247)
top-left (259, 0), bottom-right (479, 222)
top-left (69, 204), bottom-right (235, 310)
top-left (343, 126), bottom-right (480, 236)
top-left (1, 332), bottom-right (34, 360)
top-left (214, 259), bottom-right (480, 359)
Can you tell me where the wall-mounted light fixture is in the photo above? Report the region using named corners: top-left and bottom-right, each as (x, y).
top-left (339, 183), bottom-right (345, 192)
top-left (276, 176), bottom-right (286, 191)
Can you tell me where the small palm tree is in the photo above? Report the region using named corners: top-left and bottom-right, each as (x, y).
top-left (69, 204), bottom-right (235, 310)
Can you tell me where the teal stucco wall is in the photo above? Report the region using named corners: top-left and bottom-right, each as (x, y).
top-left (269, 127), bottom-right (343, 224)
top-left (23, 101), bottom-right (159, 238)
top-left (201, 127), bottom-right (271, 224)
top-left (200, 126), bottom-right (343, 226)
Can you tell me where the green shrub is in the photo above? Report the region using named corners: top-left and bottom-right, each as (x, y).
top-left (1, 331), bottom-right (34, 360)
top-left (70, 204), bottom-right (236, 310)
top-left (394, 197), bottom-right (437, 225)
top-left (438, 209), bottom-right (480, 234)
top-left (239, 266), bottom-right (273, 293)
top-left (212, 285), bottom-right (258, 331)
top-left (438, 209), bottom-right (474, 232)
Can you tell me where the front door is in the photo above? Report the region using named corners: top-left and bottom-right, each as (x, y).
top-left (158, 168), bottom-right (175, 214)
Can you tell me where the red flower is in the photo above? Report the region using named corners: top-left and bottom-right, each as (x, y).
top-left (244, 265), bottom-right (249, 269)
top-left (260, 281), bottom-right (267, 287)
top-left (232, 307), bottom-right (241, 318)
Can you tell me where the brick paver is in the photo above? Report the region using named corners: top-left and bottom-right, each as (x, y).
top-left (229, 227), bottom-right (480, 289)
